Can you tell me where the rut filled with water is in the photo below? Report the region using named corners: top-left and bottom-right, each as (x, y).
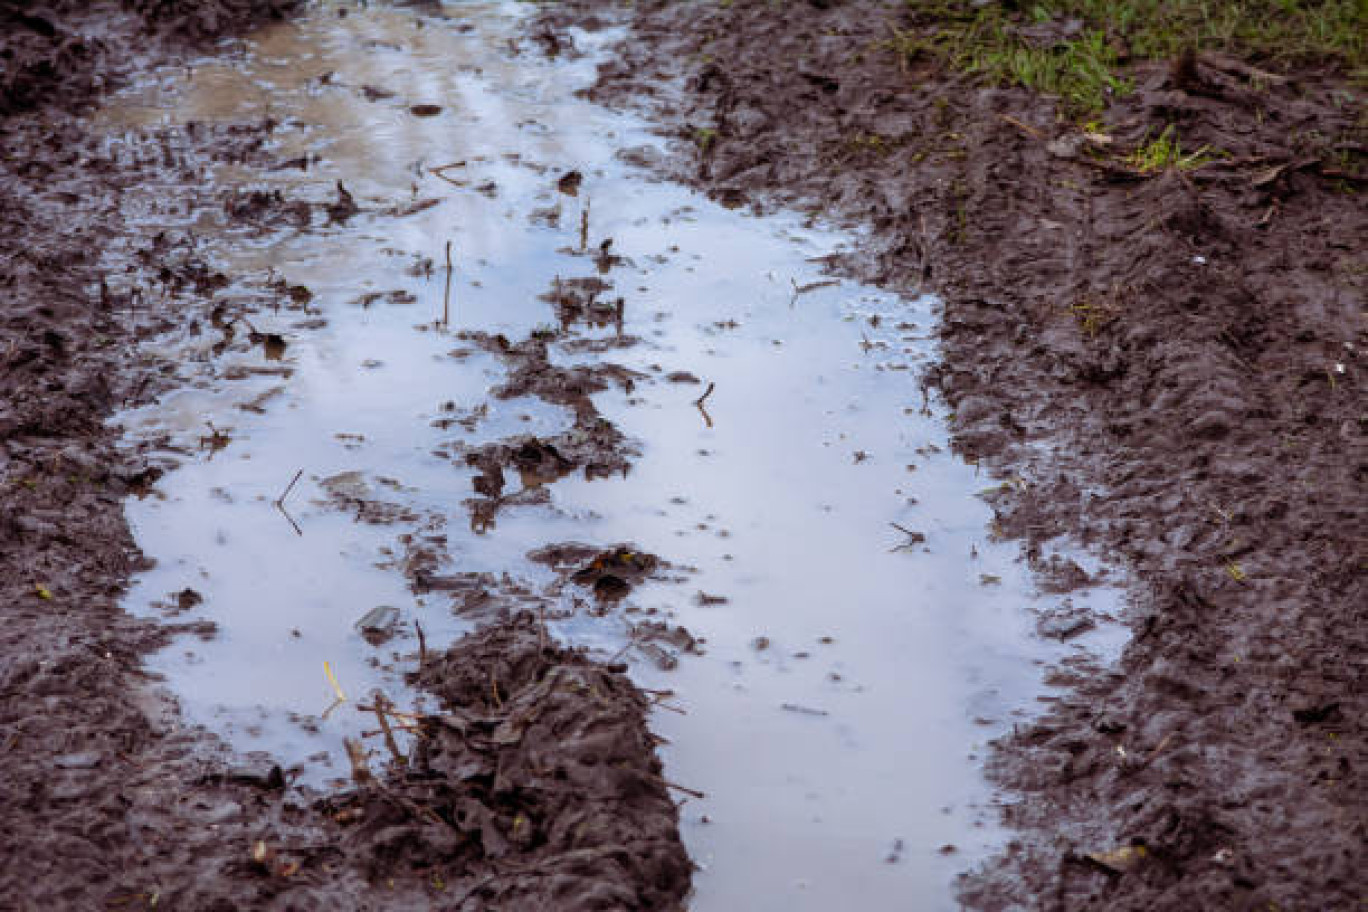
top-left (101, 3), bottom-right (1124, 908)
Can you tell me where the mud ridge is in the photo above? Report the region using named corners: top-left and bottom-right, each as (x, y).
top-left (536, 1), bottom-right (1366, 908)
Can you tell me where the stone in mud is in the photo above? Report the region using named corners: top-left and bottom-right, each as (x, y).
top-left (354, 605), bottom-right (400, 645)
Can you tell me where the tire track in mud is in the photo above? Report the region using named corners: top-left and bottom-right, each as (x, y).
top-left (531, 1), bottom-right (1367, 909)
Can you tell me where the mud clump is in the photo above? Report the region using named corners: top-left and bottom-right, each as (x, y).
top-left (452, 310), bottom-right (643, 526)
top-left (530, 542), bottom-right (662, 602)
top-left (320, 614), bottom-right (691, 910)
top-left (0, 0), bottom-right (299, 117)
top-left (538, 1), bottom-right (1366, 909)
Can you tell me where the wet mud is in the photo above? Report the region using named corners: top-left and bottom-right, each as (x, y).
top-left (1, 3), bottom-right (688, 908)
top-left (534, 1), bottom-right (1367, 909)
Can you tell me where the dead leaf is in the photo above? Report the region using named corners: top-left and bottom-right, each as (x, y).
top-left (1086, 844), bottom-right (1147, 874)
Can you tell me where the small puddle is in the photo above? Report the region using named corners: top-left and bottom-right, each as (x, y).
top-left (101, 2), bottom-right (1126, 908)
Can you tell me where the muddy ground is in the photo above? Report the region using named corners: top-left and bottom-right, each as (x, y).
top-left (1, 2), bottom-right (689, 908)
top-left (534, 1), bottom-right (1365, 909)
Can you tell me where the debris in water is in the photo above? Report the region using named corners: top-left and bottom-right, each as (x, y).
top-left (430, 160), bottom-right (468, 187)
top-left (781, 702), bottom-right (829, 717)
top-left (557, 170), bottom-right (583, 196)
top-left (326, 180), bottom-right (360, 222)
top-left (889, 522), bottom-right (926, 552)
top-left (409, 104), bottom-right (443, 117)
top-left (324, 660), bottom-right (347, 703)
top-left (261, 333), bottom-right (287, 361)
top-left (354, 605), bottom-right (400, 645)
top-left (275, 468), bottom-right (304, 507)
top-left (556, 545), bottom-right (661, 601)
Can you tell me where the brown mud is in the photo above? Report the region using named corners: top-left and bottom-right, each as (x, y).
top-left (536, 1), bottom-right (1366, 909)
top-left (1, 3), bottom-right (688, 908)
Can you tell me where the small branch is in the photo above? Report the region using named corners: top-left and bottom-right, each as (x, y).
top-left (997, 113), bottom-right (1043, 140)
top-left (275, 469), bottom-right (303, 507)
top-left (415, 620), bottom-right (428, 672)
top-left (693, 381), bottom-right (716, 429)
top-left (489, 668), bottom-right (503, 710)
top-left (429, 161), bottom-right (468, 187)
top-left (442, 240), bottom-right (453, 327)
top-left (275, 502), bottom-right (303, 537)
top-left (371, 692), bottom-right (407, 767)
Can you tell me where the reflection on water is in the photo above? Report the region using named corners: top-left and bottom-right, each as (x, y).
top-left (103, 3), bottom-right (1126, 910)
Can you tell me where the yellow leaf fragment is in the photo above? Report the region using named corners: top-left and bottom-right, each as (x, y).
top-left (1087, 844), bottom-right (1147, 873)
top-left (34, 584), bottom-right (52, 600)
top-left (324, 661), bottom-right (347, 702)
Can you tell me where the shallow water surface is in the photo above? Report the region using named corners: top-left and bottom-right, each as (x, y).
top-left (104, 3), bottom-right (1124, 908)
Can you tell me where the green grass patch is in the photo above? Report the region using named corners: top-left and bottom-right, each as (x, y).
top-left (1039, 0), bottom-right (1365, 72)
top-left (1125, 124), bottom-right (1218, 172)
top-left (890, 0), bottom-right (1367, 111)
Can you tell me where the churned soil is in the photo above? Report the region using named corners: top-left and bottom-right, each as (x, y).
top-left (1, 3), bottom-right (688, 908)
top-left (536, 1), bottom-right (1366, 909)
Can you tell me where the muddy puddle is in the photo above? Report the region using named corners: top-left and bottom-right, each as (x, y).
top-left (101, 2), bottom-right (1127, 908)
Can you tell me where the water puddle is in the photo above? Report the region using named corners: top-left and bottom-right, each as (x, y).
top-left (101, 2), bottom-right (1127, 909)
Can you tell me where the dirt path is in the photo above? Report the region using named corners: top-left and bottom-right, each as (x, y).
top-left (535, 1), bottom-right (1366, 908)
top-left (1, 3), bottom-right (688, 907)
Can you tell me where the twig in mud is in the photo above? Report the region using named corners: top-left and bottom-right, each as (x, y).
top-left (356, 703), bottom-right (429, 721)
top-left (275, 468), bottom-right (303, 507)
top-left (998, 113), bottom-right (1043, 140)
top-left (789, 277), bottom-right (840, 305)
top-left (1143, 732), bottom-right (1176, 767)
top-left (489, 668), bottom-right (504, 710)
top-left (664, 779), bottom-right (705, 799)
top-left (415, 619), bottom-right (428, 672)
top-left (371, 692), bottom-right (407, 767)
top-left (538, 604), bottom-right (548, 654)
top-left (918, 213), bottom-right (933, 283)
top-left (642, 769), bottom-right (704, 800)
top-left (579, 197), bottom-right (591, 252)
top-left (443, 240), bottom-right (453, 327)
top-left (361, 721), bottom-right (424, 737)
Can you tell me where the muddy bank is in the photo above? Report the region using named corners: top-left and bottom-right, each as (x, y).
top-left (537, 1), bottom-right (1366, 908)
top-left (1, 4), bottom-right (688, 907)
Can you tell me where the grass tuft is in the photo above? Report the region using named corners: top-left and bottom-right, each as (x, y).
top-left (890, 0), bottom-right (1367, 111)
top-left (1125, 124), bottom-right (1218, 172)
